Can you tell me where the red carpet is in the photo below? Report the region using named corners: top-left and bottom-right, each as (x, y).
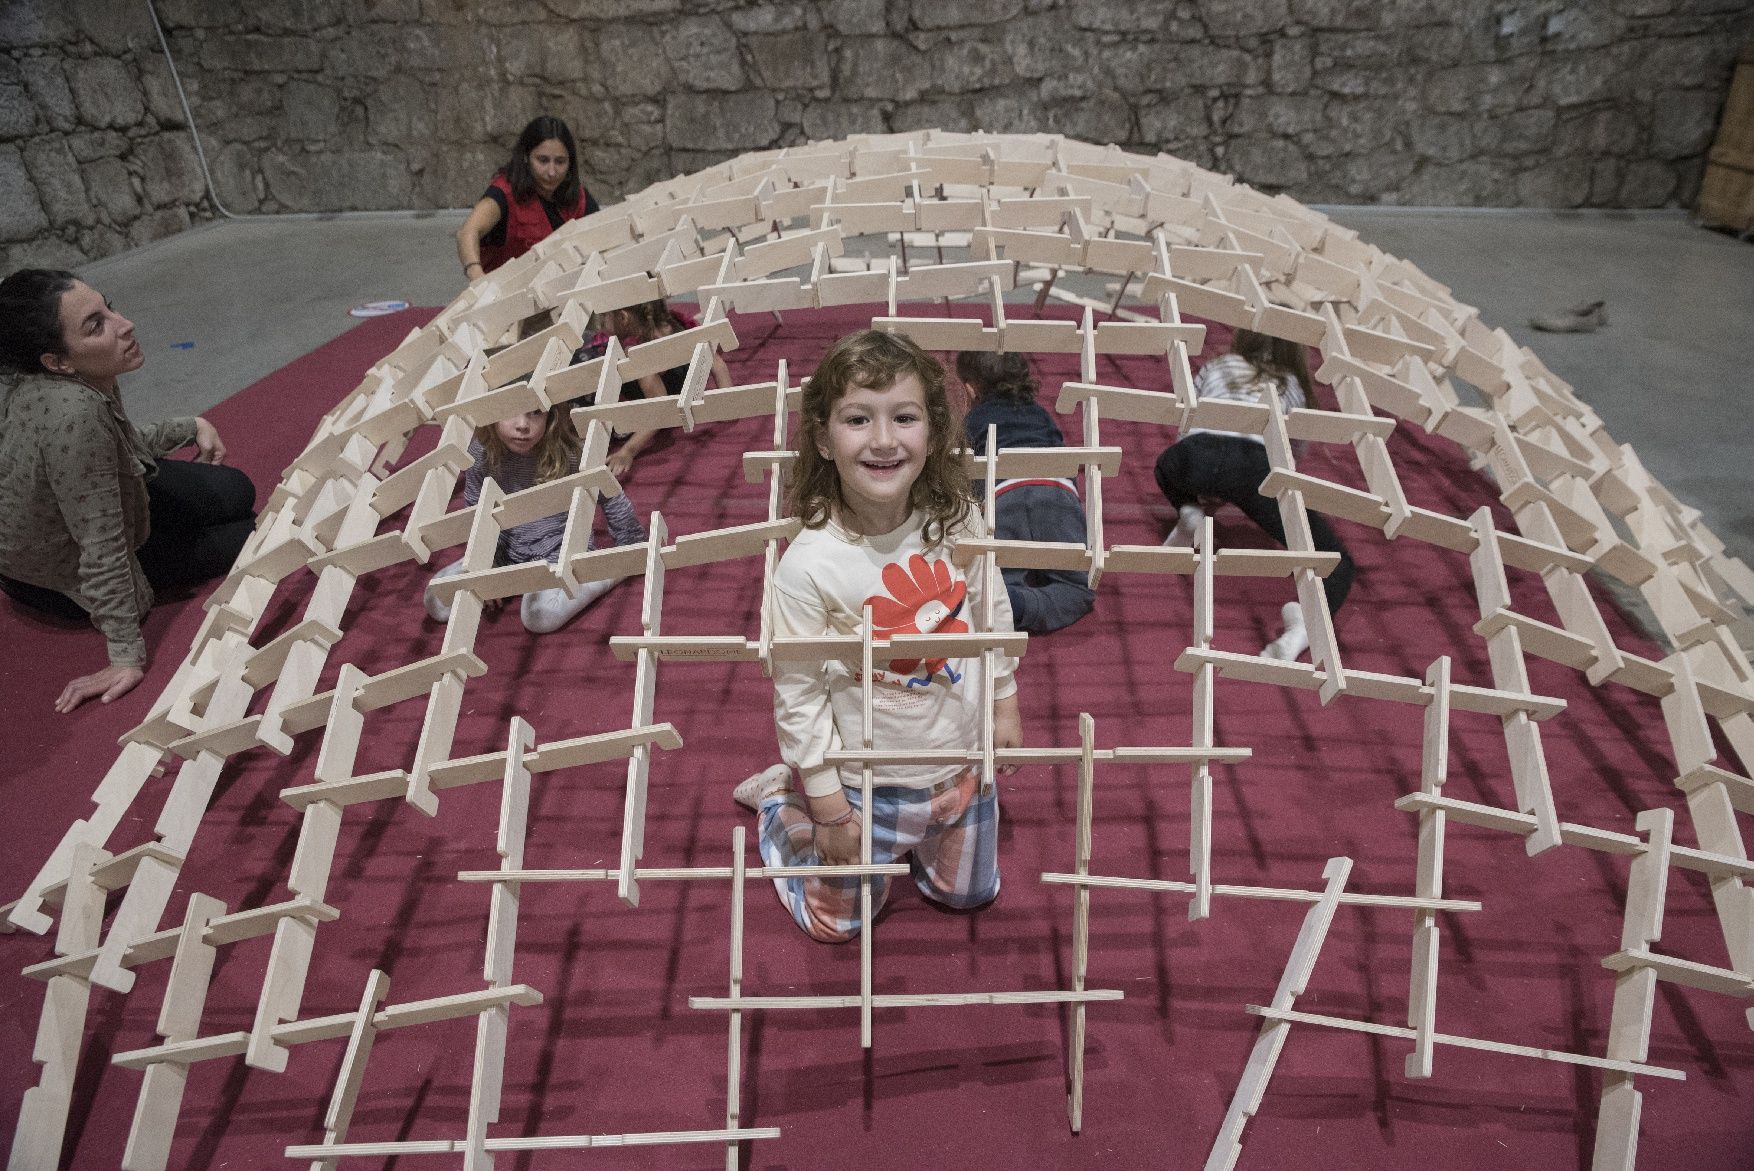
top-left (3, 306), bottom-right (1749, 1170)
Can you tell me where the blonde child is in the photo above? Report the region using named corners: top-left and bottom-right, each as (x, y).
top-left (1153, 327), bottom-right (1356, 661)
top-left (734, 330), bottom-right (1023, 943)
top-left (424, 403), bottom-right (645, 632)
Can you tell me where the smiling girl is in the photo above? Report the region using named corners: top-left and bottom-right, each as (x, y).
top-left (735, 330), bottom-right (1023, 943)
top-left (424, 403), bottom-right (645, 633)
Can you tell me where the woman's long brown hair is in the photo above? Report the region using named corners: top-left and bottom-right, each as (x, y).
top-left (477, 403), bottom-right (581, 484)
top-left (789, 330), bottom-right (970, 547)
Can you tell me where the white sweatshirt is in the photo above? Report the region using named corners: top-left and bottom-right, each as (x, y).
top-left (770, 510), bottom-right (1019, 798)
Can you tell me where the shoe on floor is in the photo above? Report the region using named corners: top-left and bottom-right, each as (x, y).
top-left (733, 763), bottom-right (791, 811)
top-left (1164, 504), bottom-right (1206, 548)
top-left (1530, 300), bottom-right (1606, 333)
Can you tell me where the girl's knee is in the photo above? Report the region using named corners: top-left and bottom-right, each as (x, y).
top-left (520, 594), bottom-right (565, 634)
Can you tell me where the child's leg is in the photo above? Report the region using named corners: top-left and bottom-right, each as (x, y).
top-left (423, 560), bottom-right (468, 622)
top-left (755, 785), bottom-right (932, 943)
top-left (996, 487), bottom-right (1095, 634)
top-left (519, 576), bottom-right (621, 633)
top-left (907, 770), bottom-right (1001, 910)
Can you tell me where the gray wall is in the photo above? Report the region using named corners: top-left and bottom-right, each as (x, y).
top-left (6, 0), bottom-right (1752, 270)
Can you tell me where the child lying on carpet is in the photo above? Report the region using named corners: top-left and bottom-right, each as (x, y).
top-left (1153, 327), bottom-right (1357, 661)
top-left (958, 349), bottom-right (1095, 636)
top-left (734, 329), bottom-right (1023, 943)
top-left (589, 298), bottom-right (735, 481)
top-left (424, 402), bottom-right (645, 633)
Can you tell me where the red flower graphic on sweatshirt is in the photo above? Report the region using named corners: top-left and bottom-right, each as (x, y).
top-left (864, 553), bottom-right (967, 677)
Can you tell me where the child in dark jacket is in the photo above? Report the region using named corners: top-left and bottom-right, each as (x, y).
top-left (958, 350), bottom-right (1095, 636)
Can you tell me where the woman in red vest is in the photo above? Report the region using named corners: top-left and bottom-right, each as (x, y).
top-left (455, 115), bottom-right (600, 279)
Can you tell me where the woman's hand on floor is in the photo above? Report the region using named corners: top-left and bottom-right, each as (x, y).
top-left (193, 416), bottom-right (227, 464)
top-left (56, 664), bottom-right (145, 713)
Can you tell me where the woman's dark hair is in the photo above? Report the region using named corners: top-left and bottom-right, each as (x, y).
top-left (790, 330), bottom-right (970, 547)
top-left (611, 299), bottom-right (689, 343)
top-left (956, 350), bottom-right (1038, 405)
top-left (502, 115), bottom-right (580, 208)
top-left (1231, 327), bottom-right (1314, 397)
top-left (0, 268), bottom-right (77, 374)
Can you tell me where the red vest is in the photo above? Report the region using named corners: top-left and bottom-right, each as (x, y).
top-left (479, 174), bottom-right (587, 273)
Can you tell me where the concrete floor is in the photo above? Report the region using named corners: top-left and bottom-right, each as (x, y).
top-left (78, 206), bottom-right (1754, 569)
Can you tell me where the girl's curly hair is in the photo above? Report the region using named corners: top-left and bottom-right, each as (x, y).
top-left (789, 330), bottom-right (970, 547)
top-left (476, 403), bottom-right (581, 485)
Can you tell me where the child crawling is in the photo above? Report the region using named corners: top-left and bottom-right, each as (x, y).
top-left (425, 403), bottom-right (645, 631)
top-left (736, 330), bottom-right (1023, 943)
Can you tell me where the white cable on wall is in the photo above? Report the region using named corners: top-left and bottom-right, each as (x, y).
top-left (146, 0), bottom-right (237, 218)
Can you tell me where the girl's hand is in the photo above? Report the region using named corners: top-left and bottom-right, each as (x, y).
top-left (193, 417), bottom-right (226, 464)
top-left (993, 693), bottom-right (1023, 775)
top-left (606, 447), bottom-right (634, 480)
top-left (56, 664), bottom-right (145, 713)
top-left (814, 815), bottom-right (863, 866)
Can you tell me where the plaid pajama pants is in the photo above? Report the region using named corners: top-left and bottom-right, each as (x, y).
top-left (757, 768), bottom-right (1001, 943)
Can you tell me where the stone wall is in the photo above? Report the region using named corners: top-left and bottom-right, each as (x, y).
top-left (7, 0), bottom-right (1753, 268)
top-left (1, 0), bottom-right (212, 271)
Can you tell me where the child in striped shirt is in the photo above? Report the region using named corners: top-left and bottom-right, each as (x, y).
top-left (424, 403), bottom-right (645, 632)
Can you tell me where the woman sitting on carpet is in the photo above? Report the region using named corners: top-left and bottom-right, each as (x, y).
top-left (592, 298), bottom-right (734, 479)
top-left (424, 402), bottom-right (647, 633)
top-left (0, 268), bottom-right (257, 712)
top-left (958, 349), bottom-right (1095, 636)
top-left (456, 114), bottom-right (600, 281)
top-left (1153, 327), bottom-right (1355, 661)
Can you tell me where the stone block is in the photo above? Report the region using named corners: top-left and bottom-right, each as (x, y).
top-left (150, 0), bottom-right (234, 29)
top-left (927, 40), bottom-right (1016, 95)
top-left (1227, 94), bottom-right (1324, 138)
top-left (1289, 0), bottom-right (1381, 29)
top-left (415, 142), bottom-right (501, 207)
top-left (253, 0), bottom-right (345, 34)
top-left (498, 22), bottom-right (594, 84)
top-left (732, 4), bottom-right (809, 34)
top-left (749, 31), bottom-right (833, 90)
top-left (0, 1), bottom-right (73, 48)
top-left (1137, 93), bottom-right (1213, 146)
top-left (891, 98), bottom-right (974, 134)
top-left (1513, 158), bottom-right (1592, 206)
top-left (68, 130), bottom-right (130, 162)
top-left (837, 37), bottom-right (931, 101)
top-left (1618, 157), bottom-right (1676, 204)
top-left (1543, 49), bottom-right (1625, 107)
top-left (1225, 137), bottom-right (1309, 189)
top-left (262, 149), bottom-right (413, 210)
top-left (82, 155), bottom-right (140, 223)
top-left (358, 0), bottom-right (421, 18)
top-left (1330, 150), bottom-right (1417, 198)
top-left (1305, 97), bottom-right (1403, 157)
top-left (127, 204), bottom-right (191, 248)
top-left (666, 91), bottom-right (779, 150)
top-left (971, 87), bottom-right (1037, 134)
top-left (596, 25), bottom-right (678, 97)
top-left (136, 57), bottom-right (187, 127)
top-left (1539, 6), bottom-right (1622, 51)
top-left (1041, 73), bottom-right (1097, 101)
top-left (1476, 107), bottom-right (1556, 156)
top-left (325, 25), bottom-right (445, 78)
top-left (201, 35), bottom-right (325, 73)
top-left (914, 0), bottom-right (1024, 29)
top-left (1045, 92), bottom-right (1135, 145)
top-left (366, 75), bottom-right (436, 146)
top-left (283, 79), bottom-right (340, 140)
top-left (209, 139), bottom-right (262, 211)
top-left (1163, 44), bottom-right (1265, 88)
top-left (1, 234), bottom-right (89, 270)
top-left (137, 132), bottom-right (206, 205)
top-left (70, 58), bottom-right (146, 130)
top-left (666, 16), bottom-right (747, 91)
top-left (1196, 0), bottom-right (1292, 38)
top-left (536, 0), bottom-right (680, 17)
top-left (824, 0), bottom-right (888, 35)
top-left (1002, 16), bottom-right (1078, 81)
top-left (24, 138), bottom-right (95, 226)
top-left (1311, 62), bottom-right (1406, 97)
top-left (1270, 35), bottom-right (1313, 93)
top-left (1400, 158), bottom-right (1513, 206)
top-left (1068, 0), bottom-right (1165, 32)
top-left (1588, 157), bottom-right (1624, 204)
top-left (1424, 59), bottom-right (1537, 115)
top-left (71, 0), bottom-right (157, 54)
top-left (0, 146), bottom-right (51, 241)
top-left (1407, 116), bottom-right (1472, 165)
top-left (1650, 89), bottom-right (1721, 159)
top-left (77, 222), bottom-right (128, 258)
top-left (801, 100), bottom-right (888, 141)
top-left (0, 83), bottom-right (38, 140)
top-left (21, 59), bottom-right (78, 134)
